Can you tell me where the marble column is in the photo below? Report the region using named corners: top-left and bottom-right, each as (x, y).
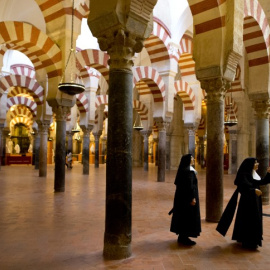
top-left (34, 130), bottom-right (41, 170)
top-left (253, 100), bottom-right (269, 205)
top-left (53, 106), bottom-right (70, 192)
top-left (93, 131), bottom-right (101, 168)
top-left (140, 130), bottom-right (151, 171)
top-left (66, 131), bottom-right (73, 153)
top-left (201, 77), bottom-right (230, 222)
top-left (228, 130), bottom-right (238, 174)
top-left (156, 122), bottom-right (167, 182)
top-left (37, 121), bottom-right (50, 177)
top-left (81, 126), bottom-right (91, 175)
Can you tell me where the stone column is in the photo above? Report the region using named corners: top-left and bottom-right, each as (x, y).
top-left (81, 126), bottom-right (91, 175)
top-left (140, 130), bottom-right (151, 171)
top-left (66, 131), bottom-right (73, 153)
top-left (93, 131), bottom-right (102, 168)
top-left (132, 129), bottom-right (142, 167)
top-left (34, 130), bottom-right (41, 170)
top-left (37, 121), bottom-right (50, 177)
top-left (88, 0), bottom-right (157, 259)
top-left (186, 126), bottom-right (196, 158)
top-left (156, 121), bottom-right (167, 182)
top-left (228, 130), bottom-right (238, 174)
top-left (53, 106), bottom-right (70, 192)
top-left (253, 100), bottom-right (269, 204)
top-left (201, 77), bottom-right (230, 222)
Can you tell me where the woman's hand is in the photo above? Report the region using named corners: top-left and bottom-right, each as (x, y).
top-left (267, 167), bottom-right (270, 173)
top-left (190, 198), bottom-right (196, 206)
top-left (255, 189), bottom-right (262, 196)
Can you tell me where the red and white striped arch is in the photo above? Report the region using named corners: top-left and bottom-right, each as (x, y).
top-left (133, 100), bottom-right (148, 121)
top-left (229, 65), bottom-right (243, 93)
top-left (243, 0), bottom-right (270, 67)
top-left (7, 96), bottom-right (37, 117)
top-left (0, 75), bottom-right (43, 105)
top-left (0, 21), bottom-right (62, 79)
top-left (10, 116), bottom-right (33, 129)
top-left (225, 95), bottom-right (238, 120)
top-left (35, 0), bottom-right (89, 26)
top-left (95, 95), bottom-right (108, 108)
top-left (133, 66), bottom-right (165, 103)
top-left (188, 0), bottom-right (226, 35)
top-left (144, 19), bottom-right (170, 64)
top-left (174, 80), bottom-right (195, 111)
top-left (10, 64), bottom-right (35, 79)
top-left (179, 35), bottom-right (195, 77)
top-left (76, 49), bottom-right (110, 82)
top-left (9, 105), bottom-right (33, 120)
top-left (8, 87), bottom-right (29, 99)
top-left (76, 93), bottom-right (89, 113)
top-left (94, 95), bottom-right (108, 124)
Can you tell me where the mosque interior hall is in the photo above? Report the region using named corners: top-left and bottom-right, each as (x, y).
top-left (1, 0), bottom-right (270, 268)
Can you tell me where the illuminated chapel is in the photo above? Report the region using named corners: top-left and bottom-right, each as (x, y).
top-left (1, 0), bottom-right (270, 268)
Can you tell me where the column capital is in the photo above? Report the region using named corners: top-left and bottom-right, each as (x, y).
top-left (37, 120), bottom-right (50, 134)
top-left (100, 29), bottom-right (144, 70)
top-left (52, 106), bottom-right (71, 122)
top-left (140, 130), bottom-right (152, 138)
top-left (201, 77), bottom-right (231, 102)
top-left (252, 100), bottom-right (269, 119)
top-left (93, 130), bottom-right (102, 138)
top-left (81, 125), bottom-right (93, 136)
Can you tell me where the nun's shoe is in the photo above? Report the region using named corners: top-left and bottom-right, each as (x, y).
top-left (178, 236), bottom-right (196, 246)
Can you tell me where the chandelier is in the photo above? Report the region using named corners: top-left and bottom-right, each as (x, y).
top-left (224, 91), bottom-right (238, 127)
top-left (58, 0), bottom-right (85, 95)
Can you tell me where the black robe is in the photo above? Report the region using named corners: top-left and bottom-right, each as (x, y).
top-left (170, 168), bottom-right (201, 237)
top-left (217, 172), bottom-right (270, 246)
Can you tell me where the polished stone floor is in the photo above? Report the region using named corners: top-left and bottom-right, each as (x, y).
top-left (1, 163), bottom-right (270, 269)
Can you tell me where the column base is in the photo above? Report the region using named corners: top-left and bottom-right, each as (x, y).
top-left (103, 243), bottom-right (131, 260)
top-left (54, 188), bottom-right (65, 192)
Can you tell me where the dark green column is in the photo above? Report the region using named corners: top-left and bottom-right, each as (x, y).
top-left (104, 68), bottom-right (133, 259)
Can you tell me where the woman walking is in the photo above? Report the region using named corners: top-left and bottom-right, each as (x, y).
top-left (169, 154), bottom-right (201, 245)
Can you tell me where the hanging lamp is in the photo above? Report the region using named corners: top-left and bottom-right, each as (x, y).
top-left (133, 112), bottom-right (143, 130)
top-left (133, 53), bottom-right (144, 131)
top-left (58, 0), bottom-right (85, 95)
top-left (224, 91), bottom-right (238, 127)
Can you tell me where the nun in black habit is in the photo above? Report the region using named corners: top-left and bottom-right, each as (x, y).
top-left (216, 157), bottom-right (270, 249)
top-left (169, 154), bottom-right (201, 245)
